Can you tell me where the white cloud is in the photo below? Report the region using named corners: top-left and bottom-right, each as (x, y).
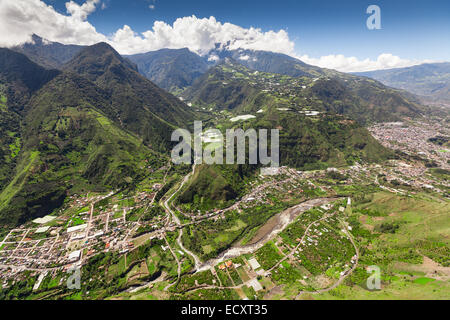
top-left (0, 1), bottom-right (295, 57)
top-left (146, 0), bottom-right (156, 10)
top-left (109, 16), bottom-right (295, 56)
top-left (238, 55), bottom-right (258, 62)
top-left (299, 53), bottom-right (432, 73)
top-left (0, 0), bottom-right (431, 72)
top-left (66, 0), bottom-right (100, 21)
top-left (208, 54), bottom-right (220, 62)
top-left (0, 0), bottom-right (106, 47)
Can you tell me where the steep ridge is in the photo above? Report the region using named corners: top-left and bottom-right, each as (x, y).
top-left (211, 49), bottom-right (326, 78)
top-left (0, 48), bottom-right (61, 202)
top-left (63, 42), bottom-right (196, 151)
top-left (0, 48), bottom-right (60, 113)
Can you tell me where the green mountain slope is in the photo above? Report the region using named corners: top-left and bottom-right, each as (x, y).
top-left (63, 42), bottom-right (196, 152)
top-left (177, 108), bottom-right (391, 211)
top-left (0, 48), bottom-right (60, 113)
top-left (177, 164), bottom-right (256, 212)
top-left (0, 45), bottom-right (196, 226)
top-left (0, 73), bottom-right (161, 226)
top-left (0, 48), bottom-right (61, 206)
top-left (184, 59), bottom-right (424, 124)
top-left (0, 85), bottom-right (21, 191)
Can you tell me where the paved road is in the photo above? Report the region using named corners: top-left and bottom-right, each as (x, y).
top-left (162, 165), bottom-right (203, 271)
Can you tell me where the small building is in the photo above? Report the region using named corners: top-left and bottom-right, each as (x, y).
top-left (218, 264), bottom-right (226, 271)
top-left (33, 216), bottom-right (56, 225)
top-left (67, 224), bottom-right (87, 233)
top-left (68, 250), bottom-right (81, 262)
top-left (248, 258), bottom-right (261, 270)
top-left (248, 279), bottom-right (263, 292)
top-left (35, 226), bottom-right (50, 234)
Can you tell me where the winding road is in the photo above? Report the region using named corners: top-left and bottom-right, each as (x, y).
top-left (161, 165), bottom-right (203, 271)
top-left (157, 165), bottom-right (359, 298)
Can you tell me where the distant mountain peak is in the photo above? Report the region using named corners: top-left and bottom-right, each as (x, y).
top-left (355, 62), bottom-right (450, 105)
top-left (11, 35), bottom-right (84, 69)
top-left (73, 42), bottom-right (125, 64)
top-left (29, 34), bottom-right (52, 46)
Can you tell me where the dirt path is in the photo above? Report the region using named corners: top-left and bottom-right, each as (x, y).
top-left (268, 212), bottom-right (336, 273)
top-left (163, 236), bottom-right (181, 291)
top-left (294, 227), bottom-right (360, 299)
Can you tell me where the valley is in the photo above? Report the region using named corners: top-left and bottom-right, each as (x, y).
top-left (0, 127), bottom-right (448, 300)
top-left (0, 37), bottom-right (448, 301)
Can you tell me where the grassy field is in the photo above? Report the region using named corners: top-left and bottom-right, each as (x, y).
top-left (311, 276), bottom-right (449, 300)
top-left (306, 191), bottom-right (450, 300)
top-left (355, 192), bottom-right (449, 266)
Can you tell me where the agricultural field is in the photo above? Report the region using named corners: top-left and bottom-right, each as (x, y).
top-left (1, 156), bottom-right (448, 301)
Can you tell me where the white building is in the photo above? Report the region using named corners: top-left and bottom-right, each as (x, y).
top-left (67, 224), bottom-right (87, 233)
top-left (248, 258), bottom-right (261, 270)
top-left (68, 250), bottom-right (81, 262)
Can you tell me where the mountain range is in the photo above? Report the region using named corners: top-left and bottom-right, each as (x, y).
top-left (0, 34), bottom-right (437, 227)
top-left (356, 63), bottom-right (450, 106)
top-left (11, 36), bottom-right (435, 118)
top-left (125, 48), bottom-right (210, 93)
top-left (11, 34), bottom-right (84, 69)
top-left (184, 57), bottom-right (424, 124)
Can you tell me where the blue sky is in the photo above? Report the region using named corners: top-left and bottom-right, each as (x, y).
top-left (43, 0), bottom-right (450, 61)
top-left (1, 0), bottom-right (448, 72)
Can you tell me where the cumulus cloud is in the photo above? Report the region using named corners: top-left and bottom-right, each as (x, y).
top-left (66, 0), bottom-right (100, 21)
top-left (109, 16), bottom-right (295, 56)
top-left (299, 53), bottom-right (432, 73)
top-left (0, 0), bottom-right (431, 72)
top-left (0, 1), bottom-right (295, 57)
top-left (0, 0), bottom-right (106, 47)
